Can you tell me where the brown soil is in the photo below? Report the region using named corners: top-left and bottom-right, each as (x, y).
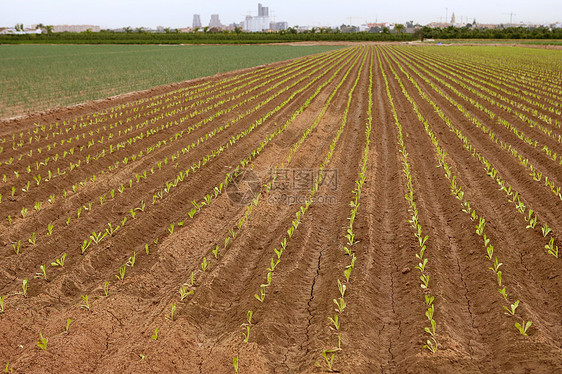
top-left (0, 45), bottom-right (560, 373)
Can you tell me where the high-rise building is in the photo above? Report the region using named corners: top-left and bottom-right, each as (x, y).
top-left (193, 14), bottom-right (202, 28)
top-left (258, 3), bottom-right (269, 17)
top-left (209, 14), bottom-right (222, 28)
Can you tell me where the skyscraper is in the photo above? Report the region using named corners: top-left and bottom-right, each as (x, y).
top-left (193, 14), bottom-right (202, 28)
top-left (209, 14), bottom-right (222, 28)
top-left (258, 3), bottom-right (269, 17)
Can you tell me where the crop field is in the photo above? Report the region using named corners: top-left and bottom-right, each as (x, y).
top-left (0, 45), bottom-right (561, 373)
top-left (0, 44), bottom-right (342, 119)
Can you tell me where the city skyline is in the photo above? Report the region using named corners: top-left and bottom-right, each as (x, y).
top-left (1, 0), bottom-right (561, 29)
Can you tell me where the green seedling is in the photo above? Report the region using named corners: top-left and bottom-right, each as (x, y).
top-left (321, 349), bottom-right (338, 371)
top-left (165, 304), bottom-right (176, 321)
top-left (66, 217), bottom-right (71, 226)
top-left (28, 232), bottom-right (36, 245)
top-left (104, 281), bottom-right (109, 296)
top-left (201, 257), bottom-right (208, 272)
top-left (179, 286), bottom-right (193, 301)
top-left (515, 320), bottom-right (532, 336)
top-left (21, 207), bottom-right (28, 218)
top-left (333, 297), bottom-right (346, 313)
top-left (47, 223), bottom-right (53, 236)
top-left (37, 333), bottom-right (48, 351)
top-left (541, 224), bottom-right (552, 238)
top-left (151, 328), bottom-right (159, 340)
top-left (63, 318), bottom-right (71, 335)
top-left (274, 248), bottom-right (283, 259)
top-left (127, 252), bottom-right (136, 267)
top-left (116, 265), bottom-right (126, 281)
top-left (168, 224), bottom-right (174, 235)
top-left (486, 245), bottom-right (494, 260)
top-left (423, 337), bottom-right (437, 353)
top-left (425, 304), bottom-right (435, 321)
top-left (212, 245), bottom-right (219, 259)
top-left (35, 265), bottom-right (48, 281)
top-left (34, 202), bottom-right (42, 211)
top-left (328, 314), bottom-right (340, 330)
top-left (545, 238), bottom-right (559, 258)
top-left (425, 295), bottom-right (435, 305)
top-left (497, 271), bottom-right (503, 286)
top-left (254, 287), bottom-right (265, 302)
top-left (22, 278), bottom-right (28, 297)
top-left (0, 295), bottom-right (5, 313)
top-left (233, 356), bottom-right (239, 374)
top-left (338, 280), bottom-right (346, 298)
top-left (425, 319), bottom-right (437, 336)
top-left (106, 223), bottom-right (119, 237)
top-left (267, 258), bottom-right (280, 272)
top-left (80, 295), bottom-right (90, 310)
top-left (415, 258), bottom-right (428, 272)
top-left (489, 257), bottom-right (502, 273)
top-left (420, 274), bottom-right (430, 289)
top-left (145, 244), bottom-right (150, 255)
top-left (80, 239), bottom-right (91, 254)
top-left (344, 267), bottom-right (352, 282)
top-left (90, 231), bottom-right (106, 245)
top-left (503, 300), bottom-right (520, 316)
top-left (498, 287), bottom-right (508, 300)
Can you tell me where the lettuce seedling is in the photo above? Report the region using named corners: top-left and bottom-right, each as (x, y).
top-left (37, 333), bottom-right (48, 351)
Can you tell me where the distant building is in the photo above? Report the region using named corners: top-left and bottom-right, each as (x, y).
top-left (209, 14), bottom-right (222, 28)
top-left (244, 3), bottom-right (273, 31)
top-left (53, 25), bottom-right (100, 32)
top-left (269, 21), bottom-right (288, 31)
top-left (258, 3), bottom-right (269, 17)
top-left (193, 14), bottom-right (202, 28)
top-left (450, 12), bottom-right (456, 25)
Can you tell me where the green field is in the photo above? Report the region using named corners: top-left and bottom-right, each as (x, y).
top-left (0, 44), bottom-right (342, 118)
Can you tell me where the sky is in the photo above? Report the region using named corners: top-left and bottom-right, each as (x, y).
top-left (1, 0), bottom-right (561, 29)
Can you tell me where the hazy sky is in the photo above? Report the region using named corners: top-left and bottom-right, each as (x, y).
top-left (1, 0), bottom-right (560, 28)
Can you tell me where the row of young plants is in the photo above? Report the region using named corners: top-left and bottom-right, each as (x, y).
top-left (0, 48), bottom-right (362, 307)
top-left (170, 48), bottom-right (364, 316)
top-left (0, 48), bottom-right (317, 152)
top-left (1, 49), bottom-right (352, 260)
top-left (383, 47), bottom-right (560, 260)
top-left (54, 48), bottom-right (364, 367)
top-left (395, 48), bottom-right (562, 157)
top-left (317, 47), bottom-right (372, 373)
top-left (0, 49), bottom-right (342, 196)
top-left (390, 48), bottom-right (562, 210)
top-left (0, 70), bottom-right (220, 155)
top-left (377, 48), bottom-right (438, 354)
top-left (234, 48), bottom-right (368, 374)
top-left (0, 49), bottom-right (342, 203)
top-left (0, 49), bottom-right (346, 222)
top-left (406, 48), bottom-right (562, 125)
top-left (427, 48), bottom-right (562, 107)
top-left (382, 48), bottom-right (534, 337)
top-left (0, 49), bottom-right (338, 171)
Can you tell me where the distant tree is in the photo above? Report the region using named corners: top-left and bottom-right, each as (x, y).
top-left (14, 23), bottom-right (24, 31)
top-left (135, 27), bottom-right (144, 33)
top-left (234, 26), bottom-right (242, 34)
top-left (382, 26), bottom-right (390, 34)
top-left (394, 24), bottom-right (405, 34)
top-left (406, 20), bottom-right (414, 28)
top-left (202, 26), bottom-right (209, 33)
top-left (124, 26), bottom-right (132, 33)
top-left (44, 25), bottom-right (54, 34)
top-left (164, 27), bottom-right (171, 33)
top-left (193, 27), bottom-right (200, 33)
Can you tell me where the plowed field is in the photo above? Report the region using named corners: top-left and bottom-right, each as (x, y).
top-left (1, 45), bottom-right (561, 373)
